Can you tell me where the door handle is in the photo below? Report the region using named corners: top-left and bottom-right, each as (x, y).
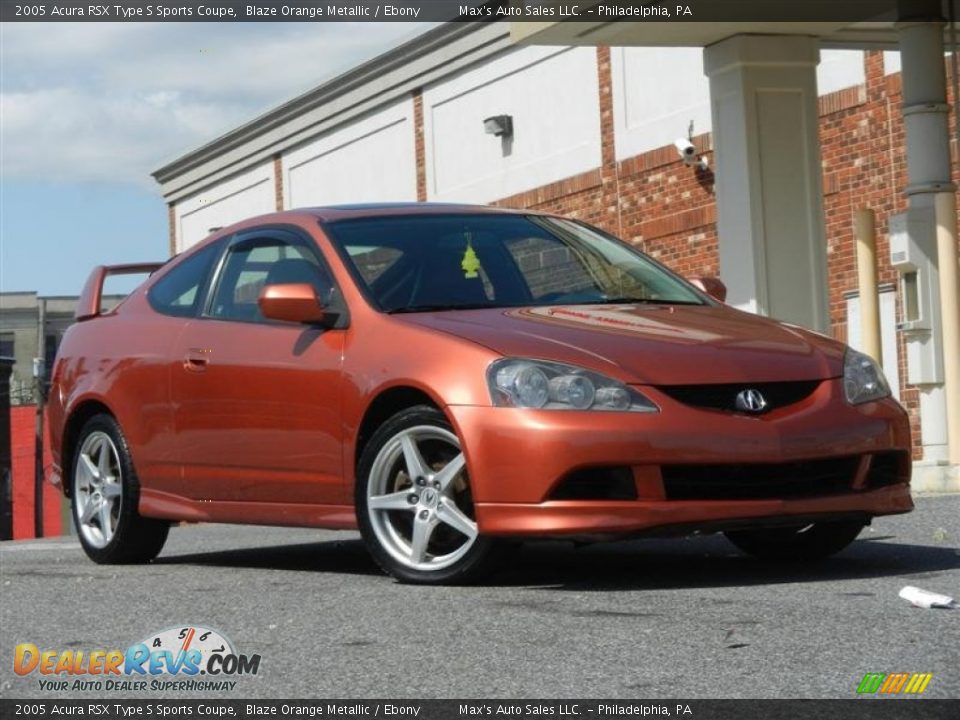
top-left (183, 348), bottom-right (210, 373)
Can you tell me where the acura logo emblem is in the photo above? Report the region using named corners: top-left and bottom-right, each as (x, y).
top-left (735, 389), bottom-right (768, 413)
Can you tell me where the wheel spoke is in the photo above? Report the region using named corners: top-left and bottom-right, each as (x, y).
top-left (368, 490), bottom-right (414, 512)
top-left (98, 499), bottom-right (113, 538)
top-left (409, 515), bottom-right (436, 564)
top-left (434, 453), bottom-right (465, 493)
top-left (97, 439), bottom-right (112, 477)
top-left (79, 454), bottom-right (99, 483)
top-left (437, 497), bottom-right (478, 540)
top-left (102, 482), bottom-right (122, 500)
top-left (399, 433), bottom-right (428, 481)
top-left (80, 497), bottom-right (100, 525)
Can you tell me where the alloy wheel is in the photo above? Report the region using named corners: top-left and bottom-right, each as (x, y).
top-left (74, 431), bottom-right (123, 549)
top-left (366, 425), bottom-right (478, 572)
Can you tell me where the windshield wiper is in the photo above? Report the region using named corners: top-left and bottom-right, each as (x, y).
top-left (386, 303), bottom-right (500, 314)
top-left (588, 297), bottom-right (704, 306)
top-left (387, 298), bottom-right (703, 313)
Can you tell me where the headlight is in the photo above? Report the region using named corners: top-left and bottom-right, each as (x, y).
top-left (487, 358), bottom-right (658, 412)
top-left (843, 349), bottom-right (891, 405)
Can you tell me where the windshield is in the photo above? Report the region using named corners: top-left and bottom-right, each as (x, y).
top-left (324, 214), bottom-right (706, 313)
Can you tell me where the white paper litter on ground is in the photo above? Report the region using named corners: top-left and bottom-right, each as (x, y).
top-left (899, 585), bottom-right (957, 609)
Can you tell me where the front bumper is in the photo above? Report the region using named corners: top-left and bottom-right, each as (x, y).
top-left (448, 379), bottom-right (913, 537)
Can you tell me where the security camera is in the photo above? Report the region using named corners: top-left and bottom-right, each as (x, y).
top-left (674, 138), bottom-right (697, 163)
top-left (674, 138), bottom-right (708, 170)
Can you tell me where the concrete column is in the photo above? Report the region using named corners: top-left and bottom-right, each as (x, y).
top-left (935, 192), bottom-right (960, 466)
top-left (855, 209), bottom-right (882, 364)
top-left (704, 35), bottom-right (829, 332)
top-left (896, 16), bottom-right (957, 471)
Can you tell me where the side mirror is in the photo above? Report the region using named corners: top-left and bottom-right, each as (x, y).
top-left (689, 276), bottom-right (727, 303)
top-left (258, 283), bottom-right (329, 324)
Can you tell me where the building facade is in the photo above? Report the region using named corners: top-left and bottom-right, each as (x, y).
top-left (0, 293), bottom-right (80, 405)
top-left (0, 292), bottom-right (124, 404)
top-left (152, 23), bottom-right (960, 479)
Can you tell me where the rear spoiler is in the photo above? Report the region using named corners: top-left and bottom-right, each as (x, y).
top-left (76, 262), bottom-right (166, 321)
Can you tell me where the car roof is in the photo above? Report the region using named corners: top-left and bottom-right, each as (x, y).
top-left (187, 203), bottom-right (555, 253)
top-left (299, 202), bottom-right (542, 223)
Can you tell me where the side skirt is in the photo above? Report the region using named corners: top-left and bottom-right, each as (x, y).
top-left (139, 489), bottom-right (358, 529)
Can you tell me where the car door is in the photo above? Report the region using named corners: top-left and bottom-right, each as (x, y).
top-left (134, 239), bottom-right (227, 494)
top-left (169, 228), bottom-right (347, 505)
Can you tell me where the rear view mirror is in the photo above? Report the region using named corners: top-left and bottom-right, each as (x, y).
top-left (258, 283), bottom-right (329, 324)
top-left (689, 276), bottom-right (727, 303)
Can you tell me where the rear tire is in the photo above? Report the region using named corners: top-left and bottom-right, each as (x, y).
top-left (71, 414), bottom-right (169, 564)
top-left (724, 520), bottom-right (865, 562)
top-left (355, 405), bottom-right (501, 584)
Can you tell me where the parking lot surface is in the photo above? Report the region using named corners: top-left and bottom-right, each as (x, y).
top-left (1, 495), bottom-right (957, 699)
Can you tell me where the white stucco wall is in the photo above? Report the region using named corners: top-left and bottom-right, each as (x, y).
top-left (282, 99), bottom-right (417, 209)
top-left (611, 46), bottom-right (712, 161)
top-left (175, 161), bottom-right (276, 252)
top-left (883, 51), bottom-right (902, 76)
top-left (816, 50), bottom-right (866, 94)
top-left (423, 46), bottom-right (601, 204)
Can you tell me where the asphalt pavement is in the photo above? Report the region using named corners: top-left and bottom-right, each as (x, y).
top-left (1, 495), bottom-right (957, 699)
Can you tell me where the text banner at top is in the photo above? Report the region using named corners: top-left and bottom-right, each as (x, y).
top-left (1, 1), bottom-right (907, 23)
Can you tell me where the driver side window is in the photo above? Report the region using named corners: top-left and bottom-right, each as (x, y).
top-left (209, 238), bottom-right (333, 322)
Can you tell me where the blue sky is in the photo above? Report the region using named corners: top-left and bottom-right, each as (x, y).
top-left (0, 22), bottom-right (432, 295)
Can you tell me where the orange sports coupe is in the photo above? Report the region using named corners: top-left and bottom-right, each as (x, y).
top-left (47, 204), bottom-right (912, 583)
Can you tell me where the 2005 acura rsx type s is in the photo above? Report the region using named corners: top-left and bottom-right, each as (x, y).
top-left (47, 204), bottom-right (912, 584)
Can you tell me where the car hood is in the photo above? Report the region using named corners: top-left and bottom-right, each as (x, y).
top-left (396, 304), bottom-right (845, 385)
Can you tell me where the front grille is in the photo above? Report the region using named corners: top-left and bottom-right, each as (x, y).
top-left (550, 466), bottom-right (637, 501)
top-left (656, 380), bottom-right (821, 413)
top-left (662, 456), bottom-right (859, 501)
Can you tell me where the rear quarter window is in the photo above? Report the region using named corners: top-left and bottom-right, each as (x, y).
top-left (147, 241), bottom-right (222, 318)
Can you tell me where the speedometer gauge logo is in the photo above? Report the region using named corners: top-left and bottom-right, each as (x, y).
top-left (140, 626), bottom-right (235, 668)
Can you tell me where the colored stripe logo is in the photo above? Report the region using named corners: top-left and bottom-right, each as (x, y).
top-left (857, 672), bottom-right (933, 694)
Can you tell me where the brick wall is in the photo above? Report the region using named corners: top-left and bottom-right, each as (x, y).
top-left (273, 154), bottom-right (284, 211)
top-left (167, 204), bottom-right (176, 256)
top-left (413, 90), bottom-right (428, 203)
top-left (488, 47), bottom-right (959, 459)
top-left (9, 405), bottom-right (62, 539)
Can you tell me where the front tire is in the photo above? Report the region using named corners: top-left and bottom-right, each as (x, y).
top-left (724, 520), bottom-right (865, 562)
top-left (356, 406), bottom-right (500, 584)
top-left (71, 414), bottom-right (169, 564)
